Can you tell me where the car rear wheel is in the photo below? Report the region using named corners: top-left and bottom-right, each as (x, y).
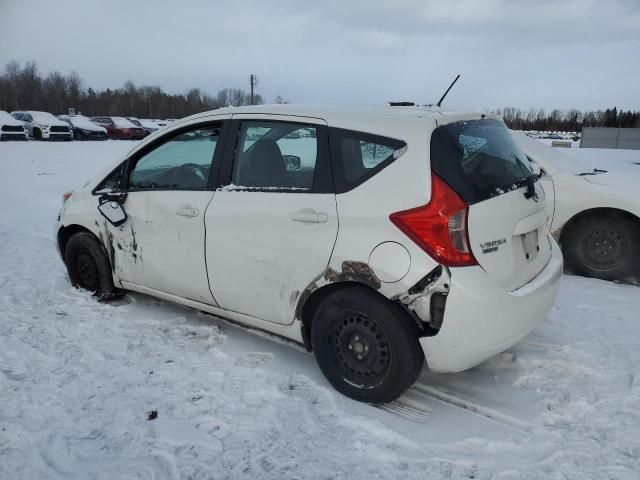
top-left (563, 213), bottom-right (640, 281)
top-left (311, 286), bottom-right (424, 403)
top-left (64, 232), bottom-right (121, 301)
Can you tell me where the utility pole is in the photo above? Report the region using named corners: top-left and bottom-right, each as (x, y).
top-left (249, 74), bottom-right (258, 105)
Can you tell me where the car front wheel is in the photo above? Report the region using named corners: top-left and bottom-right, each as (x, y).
top-left (311, 286), bottom-right (424, 403)
top-left (64, 232), bottom-right (121, 300)
top-left (563, 213), bottom-right (640, 281)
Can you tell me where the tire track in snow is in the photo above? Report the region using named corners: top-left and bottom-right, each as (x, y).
top-left (409, 382), bottom-right (532, 431)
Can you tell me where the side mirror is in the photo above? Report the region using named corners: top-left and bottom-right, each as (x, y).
top-left (283, 154), bottom-right (301, 171)
top-left (98, 194), bottom-right (127, 226)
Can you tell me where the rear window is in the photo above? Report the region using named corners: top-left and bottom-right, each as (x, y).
top-left (430, 119), bottom-right (533, 203)
top-left (330, 128), bottom-right (407, 193)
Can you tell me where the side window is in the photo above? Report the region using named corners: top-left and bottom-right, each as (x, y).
top-left (231, 121), bottom-right (318, 190)
top-left (330, 128), bottom-right (407, 192)
top-left (128, 125), bottom-right (221, 190)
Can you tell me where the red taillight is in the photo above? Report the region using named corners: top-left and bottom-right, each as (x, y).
top-left (389, 174), bottom-right (477, 267)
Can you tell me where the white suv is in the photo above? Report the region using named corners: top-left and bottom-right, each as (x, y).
top-left (55, 106), bottom-right (562, 403)
top-left (11, 110), bottom-right (73, 141)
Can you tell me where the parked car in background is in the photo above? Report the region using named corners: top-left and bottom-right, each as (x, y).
top-left (127, 117), bottom-right (161, 136)
top-left (55, 105), bottom-right (562, 403)
top-left (58, 115), bottom-right (108, 140)
top-left (91, 116), bottom-right (145, 140)
top-left (150, 119), bottom-right (169, 128)
top-left (11, 111), bottom-right (72, 141)
top-left (515, 132), bottom-right (640, 283)
top-left (0, 110), bottom-right (28, 140)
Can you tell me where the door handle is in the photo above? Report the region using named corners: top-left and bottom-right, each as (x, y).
top-left (175, 205), bottom-right (199, 217)
top-left (289, 208), bottom-right (328, 224)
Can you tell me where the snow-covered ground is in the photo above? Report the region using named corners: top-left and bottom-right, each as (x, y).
top-left (1, 141), bottom-right (640, 479)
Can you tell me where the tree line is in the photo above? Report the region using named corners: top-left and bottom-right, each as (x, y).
top-left (492, 106), bottom-right (640, 132)
top-left (0, 60), bottom-right (288, 119)
top-left (1, 60), bottom-right (638, 129)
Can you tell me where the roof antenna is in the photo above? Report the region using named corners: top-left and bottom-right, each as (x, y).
top-left (436, 74), bottom-right (461, 108)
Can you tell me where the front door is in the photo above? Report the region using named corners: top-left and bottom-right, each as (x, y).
top-left (104, 122), bottom-right (225, 304)
top-left (205, 116), bottom-right (338, 324)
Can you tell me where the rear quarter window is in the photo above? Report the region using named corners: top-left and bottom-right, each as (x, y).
top-left (329, 128), bottom-right (406, 193)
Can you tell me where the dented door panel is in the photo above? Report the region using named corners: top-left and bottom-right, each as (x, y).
top-left (104, 190), bottom-right (217, 305)
top-left (205, 191), bottom-right (338, 324)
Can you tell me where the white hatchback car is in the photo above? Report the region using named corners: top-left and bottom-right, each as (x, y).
top-left (515, 133), bottom-right (640, 283)
top-left (56, 106), bottom-right (562, 403)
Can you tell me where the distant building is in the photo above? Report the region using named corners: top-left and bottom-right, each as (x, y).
top-left (580, 127), bottom-right (640, 150)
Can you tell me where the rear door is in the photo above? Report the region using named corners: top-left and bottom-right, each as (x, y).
top-left (204, 115), bottom-right (338, 324)
top-left (431, 118), bottom-right (551, 291)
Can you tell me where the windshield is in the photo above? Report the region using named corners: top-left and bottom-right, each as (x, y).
top-left (430, 118), bottom-right (534, 203)
top-left (511, 130), bottom-right (593, 175)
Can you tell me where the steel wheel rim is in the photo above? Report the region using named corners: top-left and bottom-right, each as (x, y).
top-left (328, 311), bottom-right (390, 388)
top-left (75, 249), bottom-right (99, 291)
top-left (582, 227), bottom-right (628, 271)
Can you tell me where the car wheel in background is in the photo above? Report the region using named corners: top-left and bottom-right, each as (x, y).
top-left (33, 128), bottom-right (42, 140)
top-left (311, 286), bottom-right (424, 403)
top-left (64, 232), bottom-right (121, 301)
top-left (563, 212), bottom-right (640, 281)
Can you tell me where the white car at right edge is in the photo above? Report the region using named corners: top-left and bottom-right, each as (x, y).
top-left (55, 106), bottom-right (562, 403)
top-left (516, 133), bottom-right (640, 283)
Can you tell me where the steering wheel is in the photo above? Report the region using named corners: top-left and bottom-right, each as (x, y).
top-left (171, 163), bottom-right (206, 187)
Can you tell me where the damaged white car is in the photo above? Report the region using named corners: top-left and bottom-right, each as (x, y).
top-left (56, 106), bottom-right (562, 403)
top-left (515, 133), bottom-right (640, 283)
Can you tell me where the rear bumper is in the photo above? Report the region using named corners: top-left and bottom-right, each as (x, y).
top-left (420, 236), bottom-right (563, 373)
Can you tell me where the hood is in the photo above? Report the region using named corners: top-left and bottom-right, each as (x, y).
top-left (0, 112), bottom-right (25, 126)
top-left (583, 170), bottom-right (640, 190)
top-left (32, 116), bottom-right (70, 127)
top-left (75, 123), bottom-right (107, 133)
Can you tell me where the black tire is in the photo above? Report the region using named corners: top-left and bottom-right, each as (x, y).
top-left (33, 128), bottom-right (42, 140)
top-left (562, 212), bottom-right (640, 281)
top-left (311, 286), bottom-right (424, 403)
top-left (64, 232), bottom-right (120, 301)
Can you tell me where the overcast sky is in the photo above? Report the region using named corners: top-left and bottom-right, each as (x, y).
top-left (1, 0), bottom-right (639, 110)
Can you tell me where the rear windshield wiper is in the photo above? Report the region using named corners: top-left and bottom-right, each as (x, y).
top-left (577, 168), bottom-right (607, 176)
top-left (487, 174), bottom-right (539, 199)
